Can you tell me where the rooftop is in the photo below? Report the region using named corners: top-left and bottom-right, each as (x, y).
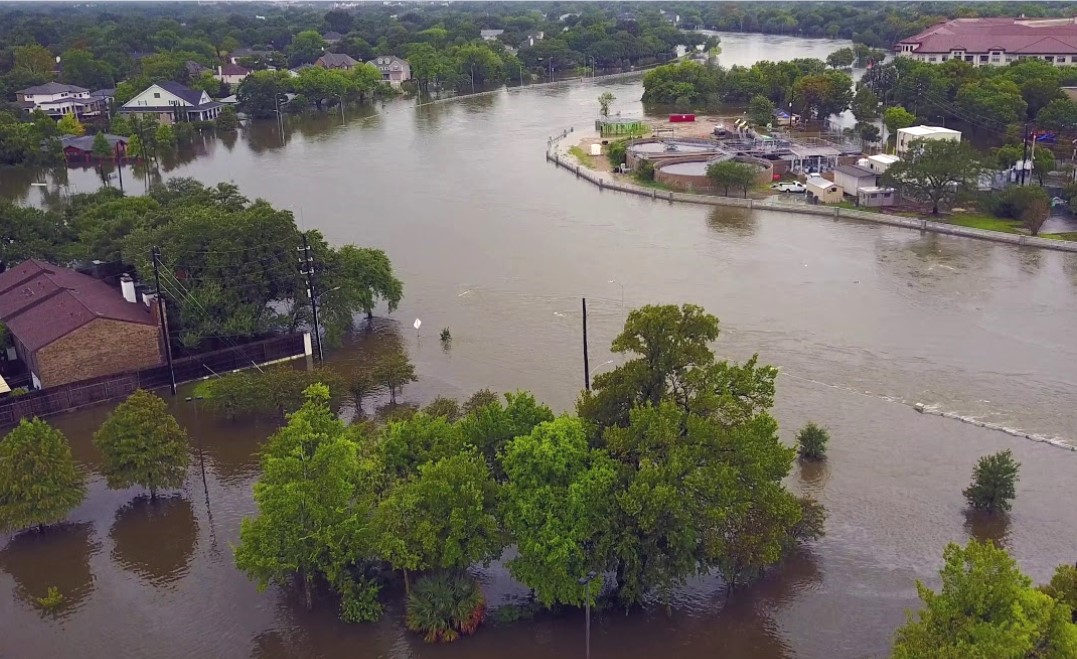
top-left (868, 154), bottom-right (901, 164)
top-left (218, 62), bottom-right (250, 76)
top-left (834, 164), bottom-right (877, 178)
top-left (0, 260), bottom-right (155, 355)
top-left (899, 17), bottom-right (1077, 54)
top-left (317, 53), bottom-right (359, 67)
top-left (60, 134), bottom-right (128, 151)
top-left (899, 125), bottom-right (961, 137)
top-left (17, 82), bottom-right (89, 96)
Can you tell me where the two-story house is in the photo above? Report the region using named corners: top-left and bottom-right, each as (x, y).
top-left (118, 81), bottom-right (223, 124)
top-left (16, 82), bottom-right (106, 118)
top-left (898, 17), bottom-right (1077, 66)
top-left (314, 53), bottom-right (359, 70)
top-left (216, 63), bottom-right (251, 87)
top-left (368, 56), bottom-right (411, 86)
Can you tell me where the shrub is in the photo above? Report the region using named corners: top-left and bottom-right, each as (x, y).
top-left (1041, 564), bottom-right (1077, 623)
top-left (963, 449), bottom-right (1019, 513)
top-left (636, 160), bottom-right (655, 182)
top-left (424, 396), bottom-right (461, 422)
top-left (462, 389), bottom-right (499, 415)
top-left (406, 573), bottom-right (486, 643)
top-left (796, 422), bottom-right (829, 460)
top-left (35, 586), bottom-right (65, 611)
top-left (606, 139), bottom-right (628, 168)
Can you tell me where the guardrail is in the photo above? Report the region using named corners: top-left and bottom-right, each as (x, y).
top-left (545, 137), bottom-right (1077, 253)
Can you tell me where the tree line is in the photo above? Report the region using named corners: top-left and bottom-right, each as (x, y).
top-left (0, 179), bottom-right (403, 351)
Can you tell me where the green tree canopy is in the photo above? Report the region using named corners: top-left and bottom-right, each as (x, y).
top-left (963, 449), bottom-right (1020, 513)
top-left (93, 390), bottom-right (190, 498)
top-left (0, 418), bottom-right (86, 534)
top-left (747, 94), bottom-right (776, 127)
top-left (882, 139), bottom-right (983, 215)
top-left (707, 160), bottom-right (757, 198)
top-left (893, 540), bottom-right (1077, 658)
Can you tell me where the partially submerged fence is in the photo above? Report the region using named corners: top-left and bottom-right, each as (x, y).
top-left (0, 332), bottom-right (311, 426)
top-left (546, 133), bottom-right (1077, 254)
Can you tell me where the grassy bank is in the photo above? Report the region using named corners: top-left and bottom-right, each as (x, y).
top-left (568, 146), bottom-right (595, 168)
top-left (947, 213), bottom-right (1023, 234)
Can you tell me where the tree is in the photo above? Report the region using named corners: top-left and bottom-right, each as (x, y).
top-left (457, 390), bottom-right (554, 477)
top-left (850, 86), bottom-right (880, 122)
top-left (747, 94), bottom-right (776, 127)
top-left (319, 245), bottom-right (404, 333)
top-left (57, 113), bottom-right (85, 137)
top-left (882, 139), bottom-right (983, 215)
top-left (406, 43), bottom-right (449, 92)
top-left (1033, 146), bottom-right (1056, 187)
top-left (500, 417), bottom-right (617, 607)
top-left (892, 540), bottom-right (1077, 658)
top-left (796, 422), bottom-right (829, 460)
top-left (373, 451), bottom-right (502, 592)
top-left (215, 106), bottom-right (239, 131)
top-left (826, 47), bottom-right (855, 68)
top-left (1036, 98), bottom-right (1077, 132)
top-left (1042, 564), bottom-right (1077, 623)
top-left (14, 45), bottom-right (54, 76)
top-left (234, 384), bottom-right (373, 612)
top-left (236, 70), bottom-right (293, 119)
top-left (956, 79), bottom-right (1028, 129)
top-left (963, 449), bottom-right (1020, 513)
top-left (91, 132), bottom-right (112, 160)
top-left (59, 49), bottom-right (114, 90)
top-left (597, 91), bottom-right (616, 118)
top-left (883, 106), bottom-right (917, 146)
top-left (289, 30), bottom-right (328, 66)
top-left (857, 121), bottom-right (881, 144)
top-left (406, 572), bottom-right (485, 643)
top-left (0, 418), bottom-right (86, 534)
top-left (92, 390), bottom-right (190, 499)
top-left (791, 70), bottom-right (853, 119)
top-left (374, 350), bottom-right (417, 404)
top-left (707, 160), bottom-right (756, 198)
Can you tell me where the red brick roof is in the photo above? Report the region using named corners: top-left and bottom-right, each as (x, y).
top-left (0, 260), bottom-right (155, 355)
top-left (218, 62), bottom-right (250, 76)
top-left (899, 17), bottom-right (1077, 54)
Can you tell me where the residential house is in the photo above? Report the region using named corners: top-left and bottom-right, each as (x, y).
top-left (480, 29), bottom-right (504, 41)
top-left (186, 60), bottom-right (210, 77)
top-left (896, 125), bottom-right (961, 155)
top-left (15, 82), bottom-right (105, 118)
top-left (315, 53), bottom-right (359, 70)
top-left (322, 31), bottom-right (344, 44)
top-left (897, 17), bottom-right (1077, 66)
top-left (216, 63), bottom-right (251, 87)
top-left (118, 81), bottom-right (223, 124)
top-left (289, 63), bottom-right (313, 77)
top-left (0, 260), bottom-right (162, 389)
top-left (833, 164), bottom-right (878, 196)
top-left (368, 56), bottom-right (411, 85)
top-left (805, 176), bottom-right (843, 204)
top-left (526, 31), bottom-right (545, 47)
top-left (89, 88), bottom-right (115, 112)
top-left (60, 134), bottom-right (128, 162)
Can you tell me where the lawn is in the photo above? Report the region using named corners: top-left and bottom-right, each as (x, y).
top-left (946, 213), bottom-right (1023, 234)
top-left (1042, 232), bottom-right (1077, 241)
top-left (568, 145), bottom-right (595, 168)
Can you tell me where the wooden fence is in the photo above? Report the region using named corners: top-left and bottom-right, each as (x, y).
top-left (546, 134), bottom-right (1077, 254)
top-left (0, 332), bottom-right (310, 426)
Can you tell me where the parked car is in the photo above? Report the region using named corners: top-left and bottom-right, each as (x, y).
top-left (771, 181), bottom-right (806, 193)
top-left (713, 125), bottom-right (728, 137)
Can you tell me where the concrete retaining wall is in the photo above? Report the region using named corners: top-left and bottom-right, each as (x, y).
top-left (545, 133), bottom-right (1077, 253)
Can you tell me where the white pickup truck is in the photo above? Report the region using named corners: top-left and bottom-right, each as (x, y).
top-left (771, 181), bottom-right (806, 193)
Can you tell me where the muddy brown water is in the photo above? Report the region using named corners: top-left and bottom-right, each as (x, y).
top-left (2, 33), bottom-right (1076, 659)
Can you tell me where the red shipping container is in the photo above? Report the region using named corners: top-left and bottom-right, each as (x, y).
top-left (668, 113), bottom-right (696, 123)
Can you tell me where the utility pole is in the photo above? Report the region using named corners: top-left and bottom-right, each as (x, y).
top-left (151, 246), bottom-right (177, 395)
top-left (582, 297), bottom-right (590, 391)
top-left (299, 234), bottom-right (324, 361)
top-left (1020, 123), bottom-right (1030, 186)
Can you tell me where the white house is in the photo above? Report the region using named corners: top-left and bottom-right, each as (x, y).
top-left (15, 82), bottom-right (105, 118)
top-left (216, 63), bottom-right (250, 87)
top-left (480, 29), bottom-right (504, 41)
top-left (368, 56), bottom-right (411, 86)
top-left (118, 82), bottom-right (223, 124)
top-left (896, 125), bottom-right (961, 155)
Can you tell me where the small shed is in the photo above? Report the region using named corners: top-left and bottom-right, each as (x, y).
top-left (833, 164), bottom-right (877, 197)
top-left (857, 186), bottom-right (897, 208)
top-left (805, 176), bottom-right (842, 204)
top-left (864, 154), bottom-right (899, 175)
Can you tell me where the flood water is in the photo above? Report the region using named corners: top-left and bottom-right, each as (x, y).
top-left (2, 33), bottom-right (1077, 659)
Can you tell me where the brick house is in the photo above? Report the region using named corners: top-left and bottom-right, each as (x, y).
top-left (314, 53), bottom-right (359, 70)
top-left (368, 56), bottom-right (411, 86)
top-left (0, 260), bottom-right (163, 389)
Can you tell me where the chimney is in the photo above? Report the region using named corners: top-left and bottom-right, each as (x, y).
top-left (218, 65), bottom-right (223, 77)
top-left (120, 274), bottom-right (137, 303)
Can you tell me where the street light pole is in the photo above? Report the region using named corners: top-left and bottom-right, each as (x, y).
top-left (578, 571), bottom-right (597, 659)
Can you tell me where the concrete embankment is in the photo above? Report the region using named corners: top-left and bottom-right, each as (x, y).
top-left (547, 128), bottom-right (1077, 254)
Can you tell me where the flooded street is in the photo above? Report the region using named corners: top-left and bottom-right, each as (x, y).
top-left (2, 33), bottom-right (1076, 659)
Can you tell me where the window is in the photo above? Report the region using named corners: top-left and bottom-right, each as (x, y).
top-left (980, 55), bottom-right (989, 62)
top-left (941, 56), bottom-right (948, 61)
top-left (153, 92), bottom-right (160, 98)
top-left (1045, 56), bottom-right (1055, 62)
top-left (928, 56), bottom-right (937, 62)
top-left (1060, 56), bottom-right (1068, 63)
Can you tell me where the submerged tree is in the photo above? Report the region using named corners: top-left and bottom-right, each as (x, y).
top-left (963, 449), bottom-right (1020, 514)
top-left (234, 384), bottom-right (377, 614)
top-left (374, 350), bottom-right (417, 404)
top-left (796, 422), bottom-right (829, 460)
top-left (0, 418), bottom-right (86, 534)
top-left (93, 390), bottom-right (189, 499)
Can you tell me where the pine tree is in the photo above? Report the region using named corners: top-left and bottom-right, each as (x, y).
top-left (93, 390), bottom-right (190, 499)
top-left (0, 418), bottom-right (86, 533)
